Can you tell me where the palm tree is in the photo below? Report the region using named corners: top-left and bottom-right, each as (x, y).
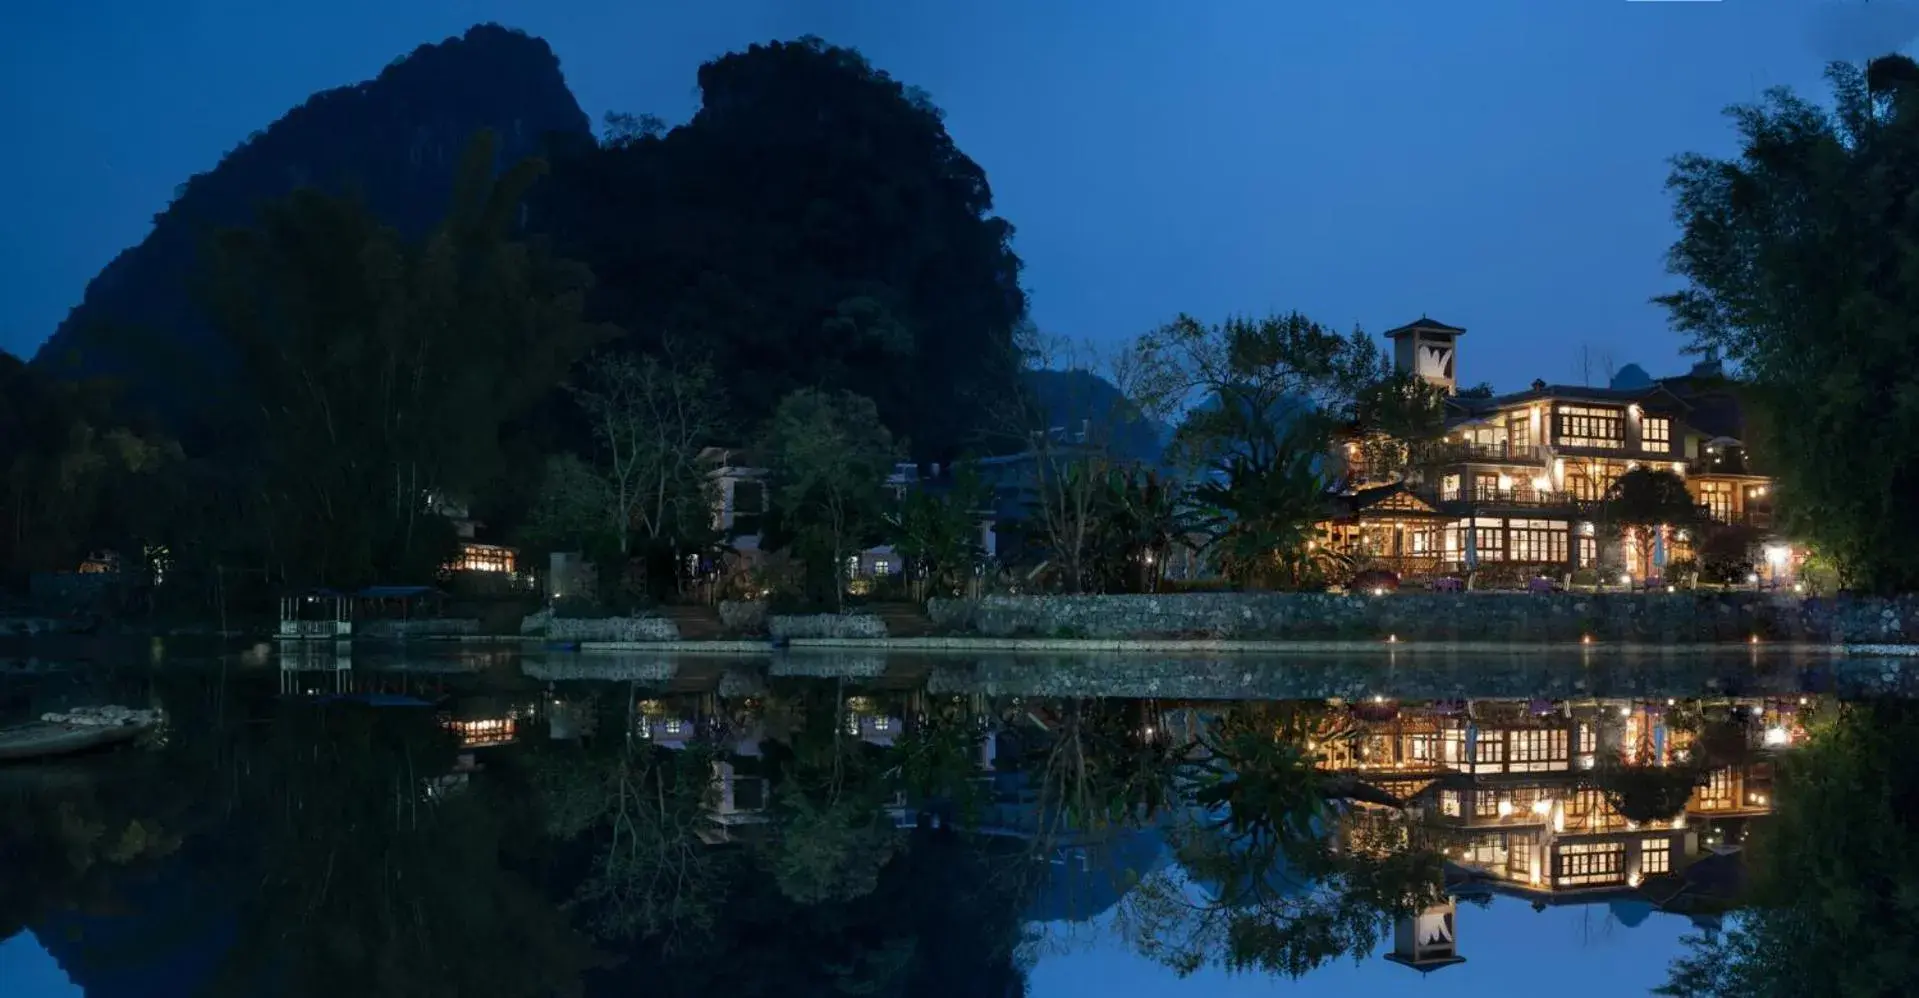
top-left (1193, 424), bottom-right (1339, 589)
top-left (1090, 467), bottom-right (1201, 592)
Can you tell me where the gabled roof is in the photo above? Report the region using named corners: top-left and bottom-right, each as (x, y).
top-left (1385, 316), bottom-right (1467, 339)
top-left (1336, 483), bottom-right (1443, 517)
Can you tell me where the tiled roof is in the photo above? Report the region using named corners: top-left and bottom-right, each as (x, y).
top-left (1384, 316), bottom-right (1467, 338)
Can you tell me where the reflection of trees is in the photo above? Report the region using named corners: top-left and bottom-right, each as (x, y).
top-left (1010, 699), bottom-right (1446, 978)
top-left (1127, 703), bottom-right (1442, 977)
top-left (757, 681), bottom-right (903, 905)
top-left (594, 827), bottom-right (1032, 998)
top-left (1591, 759), bottom-right (1704, 825)
top-left (0, 766), bottom-right (189, 945)
top-left (529, 739), bottom-right (727, 947)
top-left (1660, 701), bottom-right (1919, 997)
top-left (207, 703), bottom-right (598, 998)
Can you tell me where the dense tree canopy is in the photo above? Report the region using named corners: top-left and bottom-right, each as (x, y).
top-left (1659, 55), bottom-right (1919, 592)
top-left (537, 37), bottom-right (1029, 461)
top-left (193, 131), bottom-right (609, 587)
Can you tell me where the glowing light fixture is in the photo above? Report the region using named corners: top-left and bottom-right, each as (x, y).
top-left (1763, 726), bottom-right (1790, 747)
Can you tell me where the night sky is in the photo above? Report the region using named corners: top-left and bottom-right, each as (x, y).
top-left (5, 0), bottom-right (1917, 392)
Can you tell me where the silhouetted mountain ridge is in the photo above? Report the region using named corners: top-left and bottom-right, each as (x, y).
top-left (1020, 368), bottom-right (1172, 464)
top-left (33, 23), bottom-right (591, 380)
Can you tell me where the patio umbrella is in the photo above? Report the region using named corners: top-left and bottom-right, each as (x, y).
top-left (1464, 523), bottom-right (1478, 572)
top-left (1652, 529), bottom-right (1667, 576)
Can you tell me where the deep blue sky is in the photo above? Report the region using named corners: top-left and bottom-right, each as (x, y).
top-left (0, 894), bottom-right (1699, 998)
top-left (4, 1), bottom-right (1917, 391)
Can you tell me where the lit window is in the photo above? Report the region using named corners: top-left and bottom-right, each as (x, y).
top-left (1641, 417), bottom-right (1671, 451)
top-left (1556, 841), bottom-right (1627, 887)
top-left (873, 560), bottom-right (893, 577)
top-left (450, 543), bottom-right (515, 574)
top-left (1641, 838), bottom-right (1671, 875)
top-left (1555, 406), bottom-right (1625, 450)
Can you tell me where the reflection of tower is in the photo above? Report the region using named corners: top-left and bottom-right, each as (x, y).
top-left (1383, 899), bottom-right (1467, 973)
top-left (1386, 317), bottom-right (1465, 394)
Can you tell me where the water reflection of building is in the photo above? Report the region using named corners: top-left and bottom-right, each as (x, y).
top-left (1384, 900), bottom-right (1467, 973)
top-left (1318, 696), bottom-right (1799, 901)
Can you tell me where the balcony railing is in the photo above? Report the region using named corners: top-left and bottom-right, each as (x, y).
top-left (1421, 441), bottom-right (1535, 464)
top-left (1425, 485), bottom-right (1589, 510)
top-left (1690, 454), bottom-right (1756, 476)
top-left (1705, 509), bottom-right (1773, 530)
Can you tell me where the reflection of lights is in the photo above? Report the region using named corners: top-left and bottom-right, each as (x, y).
top-left (1496, 799), bottom-right (1515, 818)
top-left (447, 717), bottom-right (516, 747)
top-left (1764, 726), bottom-right (1791, 747)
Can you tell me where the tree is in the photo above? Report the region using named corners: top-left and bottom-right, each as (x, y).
top-left (1658, 55), bottom-right (1919, 592)
top-left (519, 453), bottom-right (615, 557)
top-left (566, 352), bottom-right (726, 598)
top-left (1599, 468), bottom-right (1701, 580)
top-left (538, 37), bottom-right (1029, 461)
top-left (886, 468), bottom-right (987, 599)
top-left (1129, 312), bottom-right (1388, 473)
top-left (200, 130), bottom-right (609, 585)
top-left (1191, 422), bottom-right (1340, 590)
top-left (989, 339), bottom-right (1151, 593)
top-left (764, 389), bottom-right (900, 608)
top-left (1659, 701), bottom-right (1919, 997)
top-left (1089, 467), bottom-right (1200, 593)
top-left (0, 354), bottom-right (182, 587)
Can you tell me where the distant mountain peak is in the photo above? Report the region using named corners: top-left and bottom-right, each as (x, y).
top-left (34, 24), bottom-right (591, 385)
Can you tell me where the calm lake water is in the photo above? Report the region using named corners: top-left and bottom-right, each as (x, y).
top-left (1, 646), bottom-right (1909, 997)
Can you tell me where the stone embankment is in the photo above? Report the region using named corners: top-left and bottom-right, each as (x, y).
top-left (496, 592), bottom-right (1919, 651)
top-left (925, 592), bottom-right (1919, 645)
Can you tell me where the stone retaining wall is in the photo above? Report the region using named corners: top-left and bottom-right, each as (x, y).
top-left (719, 600), bottom-right (768, 634)
top-left (926, 592), bottom-right (1919, 644)
top-left (767, 613), bottom-right (888, 640)
top-left (522, 609), bottom-right (681, 643)
top-left (358, 618), bottom-right (482, 639)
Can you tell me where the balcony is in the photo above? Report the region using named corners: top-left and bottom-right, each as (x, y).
top-left (1421, 441), bottom-right (1537, 465)
top-left (1446, 485), bottom-right (1588, 511)
top-left (1705, 509), bottom-right (1773, 530)
top-left (1689, 453), bottom-right (1756, 476)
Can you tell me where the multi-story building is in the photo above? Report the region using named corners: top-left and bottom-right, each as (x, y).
top-left (1324, 318), bottom-right (1791, 584)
